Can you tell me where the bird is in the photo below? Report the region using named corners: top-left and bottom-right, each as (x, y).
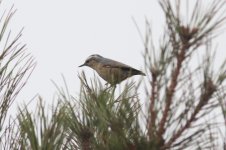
top-left (79, 54), bottom-right (146, 85)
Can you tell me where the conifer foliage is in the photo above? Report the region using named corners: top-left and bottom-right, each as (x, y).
top-left (1, 0), bottom-right (226, 149)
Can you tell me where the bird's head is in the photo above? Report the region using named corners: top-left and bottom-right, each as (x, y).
top-left (79, 54), bottom-right (103, 68)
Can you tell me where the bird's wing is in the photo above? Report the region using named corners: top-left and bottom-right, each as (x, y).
top-left (102, 58), bottom-right (133, 68)
top-left (102, 59), bottom-right (145, 75)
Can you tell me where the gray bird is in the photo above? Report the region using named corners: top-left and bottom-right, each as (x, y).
top-left (79, 54), bottom-right (146, 85)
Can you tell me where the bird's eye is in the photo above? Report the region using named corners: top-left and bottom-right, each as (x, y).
top-left (86, 60), bottom-right (90, 64)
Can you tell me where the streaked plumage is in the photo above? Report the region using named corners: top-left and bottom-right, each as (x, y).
top-left (79, 54), bottom-right (145, 85)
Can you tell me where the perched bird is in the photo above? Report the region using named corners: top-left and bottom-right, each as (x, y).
top-left (79, 54), bottom-right (145, 85)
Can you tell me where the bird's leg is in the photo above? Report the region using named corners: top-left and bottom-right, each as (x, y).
top-left (104, 83), bottom-right (112, 91)
top-left (104, 83), bottom-right (116, 93)
top-left (109, 85), bottom-right (116, 103)
top-left (112, 85), bottom-right (116, 92)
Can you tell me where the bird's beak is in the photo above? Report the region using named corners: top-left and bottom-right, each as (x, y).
top-left (79, 63), bottom-right (86, 67)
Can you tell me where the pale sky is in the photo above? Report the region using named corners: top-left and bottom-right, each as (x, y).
top-left (1, 0), bottom-right (226, 112)
top-left (3, 0), bottom-right (163, 103)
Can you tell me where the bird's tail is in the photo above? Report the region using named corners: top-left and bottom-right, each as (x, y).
top-left (132, 69), bottom-right (146, 76)
top-left (140, 72), bottom-right (146, 76)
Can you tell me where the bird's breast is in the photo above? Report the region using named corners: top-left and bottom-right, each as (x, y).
top-left (95, 65), bottom-right (128, 84)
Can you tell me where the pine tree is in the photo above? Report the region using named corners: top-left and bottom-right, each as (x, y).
top-left (2, 0), bottom-right (226, 149)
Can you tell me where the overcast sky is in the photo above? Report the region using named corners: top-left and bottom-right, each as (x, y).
top-left (1, 0), bottom-right (226, 111)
